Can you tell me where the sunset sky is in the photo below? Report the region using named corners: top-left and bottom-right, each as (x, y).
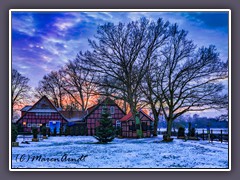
top-left (11, 10), bottom-right (229, 117)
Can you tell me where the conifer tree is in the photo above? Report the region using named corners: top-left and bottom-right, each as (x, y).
top-left (94, 105), bottom-right (115, 143)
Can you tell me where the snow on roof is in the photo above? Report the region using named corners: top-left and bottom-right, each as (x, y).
top-left (66, 117), bottom-right (85, 122)
top-left (20, 106), bottom-right (32, 112)
top-left (28, 109), bottom-right (58, 112)
top-left (60, 111), bottom-right (87, 122)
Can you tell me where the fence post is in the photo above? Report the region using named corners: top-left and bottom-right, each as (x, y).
top-left (202, 129), bottom-right (204, 140)
top-left (220, 130), bottom-right (223, 143)
top-left (211, 130), bottom-right (213, 142)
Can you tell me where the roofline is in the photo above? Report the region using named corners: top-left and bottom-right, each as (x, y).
top-left (20, 105), bottom-right (32, 111)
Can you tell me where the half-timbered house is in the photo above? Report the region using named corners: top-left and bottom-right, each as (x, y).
top-left (16, 96), bottom-right (68, 134)
top-left (82, 98), bottom-right (126, 136)
top-left (120, 110), bottom-right (154, 138)
top-left (17, 96), bottom-right (154, 138)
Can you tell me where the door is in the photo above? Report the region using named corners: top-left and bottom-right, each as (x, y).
top-left (49, 121), bottom-right (61, 134)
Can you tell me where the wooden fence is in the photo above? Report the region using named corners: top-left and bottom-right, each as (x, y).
top-left (158, 129), bottom-right (229, 143)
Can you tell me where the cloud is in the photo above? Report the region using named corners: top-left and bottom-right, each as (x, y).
top-left (12, 11), bottom-right (229, 89)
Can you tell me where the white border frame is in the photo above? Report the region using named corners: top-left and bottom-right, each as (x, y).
top-left (9, 9), bottom-right (231, 171)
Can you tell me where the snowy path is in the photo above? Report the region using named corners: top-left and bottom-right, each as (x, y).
top-left (11, 136), bottom-right (229, 169)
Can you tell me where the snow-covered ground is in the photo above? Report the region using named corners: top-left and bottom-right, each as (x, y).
top-left (11, 135), bottom-right (229, 169)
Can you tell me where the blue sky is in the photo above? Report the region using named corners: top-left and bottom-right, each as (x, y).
top-left (12, 11), bottom-right (229, 87)
top-left (11, 11), bottom-right (229, 117)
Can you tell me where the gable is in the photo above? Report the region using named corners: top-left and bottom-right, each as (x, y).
top-left (16, 96), bottom-right (67, 123)
top-left (120, 110), bottom-right (154, 122)
top-left (84, 98), bottom-right (126, 120)
top-left (29, 96), bottom-right (57, 112)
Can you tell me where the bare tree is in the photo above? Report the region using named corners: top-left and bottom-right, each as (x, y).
top-left (60, 57), bottom-right (98, 111)
top-left (35, 71), bottom-right (66, 108)
top-left (140, 62), bottom-right (163, 136)
top-left (79, 17), bottom-right (170, 138)
top-left (12, 69), bottom-right (31, 118)
top-left (153, 24), bottom-right (228, 137)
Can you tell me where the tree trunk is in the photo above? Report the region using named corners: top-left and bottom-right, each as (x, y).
top-left (167, 119), bottom-right (173, 137)
top-left (152, 110), bottom-right (159, 136)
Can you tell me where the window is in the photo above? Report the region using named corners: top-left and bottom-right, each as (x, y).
top-left (27, 123), bottom-right (31, 127)
top-left (46, 123), bottom-right (49, 127)
top-left (116, 120), bottom-right (121, 127)
top-left (37, 124), bottom-right (42, 127)
top-left (110, 106), bottom-right (115, 114)
top-left (31, 123), bottom-right (37, 127)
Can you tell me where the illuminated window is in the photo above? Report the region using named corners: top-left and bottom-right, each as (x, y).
top-left (27, 123), bottom-right (31, 127)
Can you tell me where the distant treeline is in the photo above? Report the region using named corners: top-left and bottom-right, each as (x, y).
top-left (158, 114), bottom-right (228, 129)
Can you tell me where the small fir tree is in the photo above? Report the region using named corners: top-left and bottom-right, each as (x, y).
top-left (94, 105), bottom-right (115, 143)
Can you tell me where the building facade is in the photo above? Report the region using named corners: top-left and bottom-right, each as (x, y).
top-left (16, 96), bottom-right (153, 138)
top-left (120, 110), bottom-right (154, 138)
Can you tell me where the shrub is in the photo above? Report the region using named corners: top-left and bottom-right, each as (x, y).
top-left (41, 126), bottom-right (47, 136)
top-left (177, 127), bottom-right (185, 137)
top-left (32, 127), bottom-right (39, 139)
top-left (12, 124), bottom-right (18, 142)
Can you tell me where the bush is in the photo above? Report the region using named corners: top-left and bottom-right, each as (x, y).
top-left (41, 126), bottom-right (47, 136)
top-left (32, 127), bottom-right (39, 139)
top-left (177, 127), bottom-right (185, 137)
top-left (12, 124), bottom-right (18, 142)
